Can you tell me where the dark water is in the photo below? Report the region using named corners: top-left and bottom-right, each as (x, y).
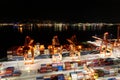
top-left (0, 24), bottom-right (118, 59)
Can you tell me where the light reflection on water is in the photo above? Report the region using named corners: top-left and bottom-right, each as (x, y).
top-left (16, 23), bottom-right (105, 33)
top-left (0, 24), bottom-right (117, 43)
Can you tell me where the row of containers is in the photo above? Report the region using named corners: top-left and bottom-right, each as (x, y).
top-left (1, 57), bottom-right (120, 79)
top-left (37, 60), bottom-right (120, 80)
top-left (36, 74), bottom-right (117, 80)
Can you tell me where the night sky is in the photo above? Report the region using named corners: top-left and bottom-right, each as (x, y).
top-left (0, 0), bottom-right (120, 22)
